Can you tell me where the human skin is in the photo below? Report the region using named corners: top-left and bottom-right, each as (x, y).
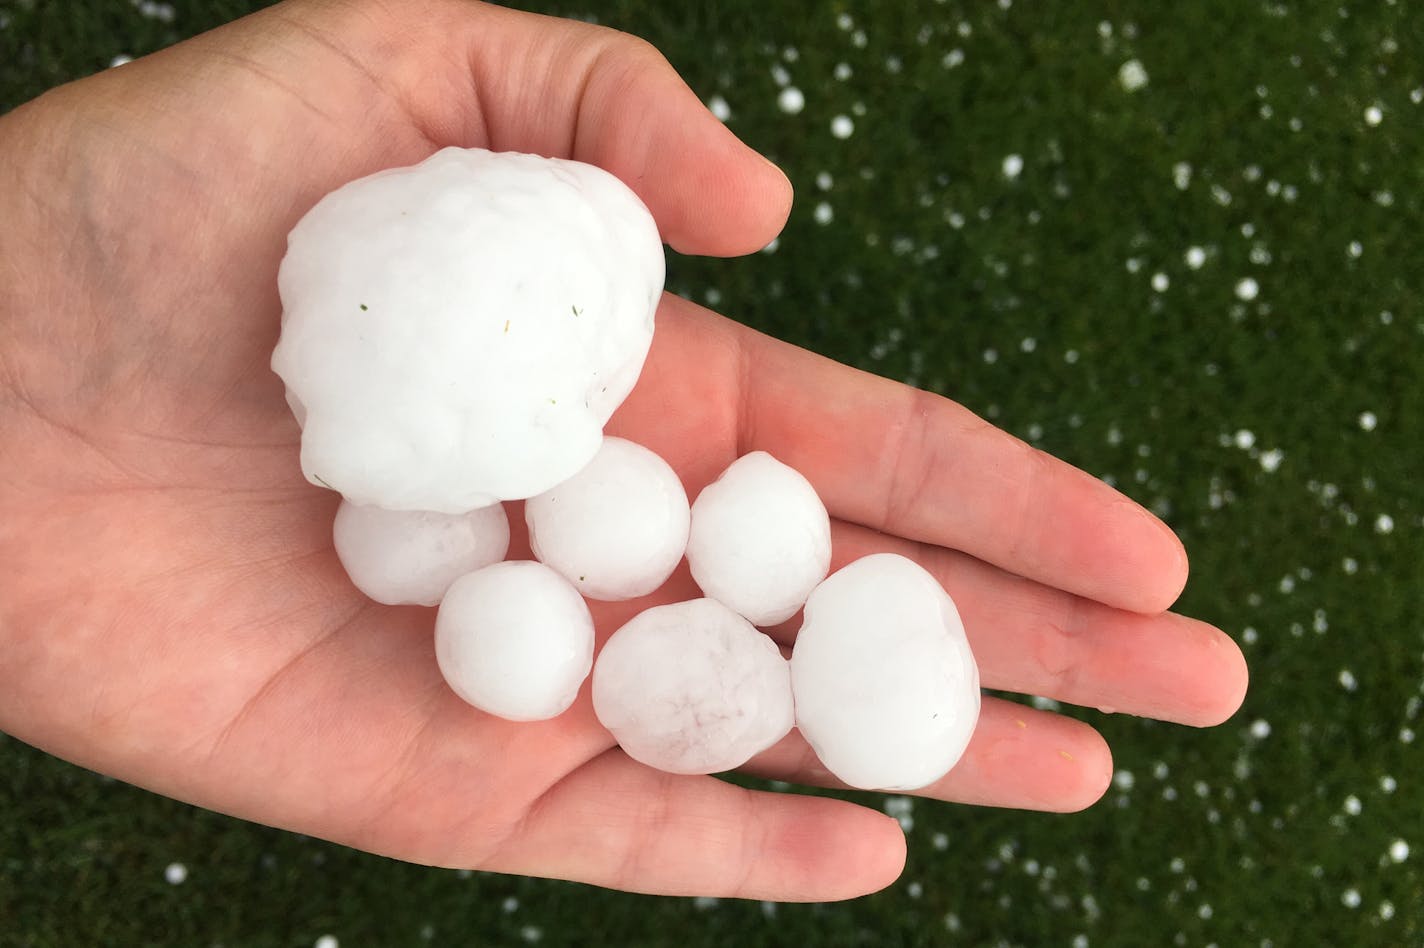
top-left (0, 0), bottom-right (1247, 901)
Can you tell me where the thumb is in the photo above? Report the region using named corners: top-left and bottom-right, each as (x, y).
top-left (312, 0), bottom-right (794, 256)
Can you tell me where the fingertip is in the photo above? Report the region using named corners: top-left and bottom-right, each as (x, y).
top-left (1098, 496), bottom-right (1192, 615)
top-left (560, 25), bottom-right (794, 258)
top-left (836, 809), bottom-right (909, 898)
top-left (743, 153), bottom-right (795, 253)
top-left (768, 796), bottom-right (907, 901)
top-left (863, 809), bottom-right (910, 894)
top-left (659, 125), bottom-right (794, 258)
top-left (926, 702), bottom-right (1115, 813)
top-left (1056, 724), bottom-right (1114, 813)
top-left (1188, 630), bottom-right (1250, 728)
top-left (610, 43), bottom-right (792, 257)
top-left (1139, 510), bottom-right (1192, 614)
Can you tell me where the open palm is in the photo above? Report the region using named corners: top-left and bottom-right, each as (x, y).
top-left (0, 0), bottom-right (1246, 901)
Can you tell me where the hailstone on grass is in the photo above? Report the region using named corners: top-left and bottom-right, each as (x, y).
top-left (686, 452), bottom-right (832, 625)
top-left (435, 561), bottom-right (595, 721)
top-left (592, 598), bottom-right (795, 774)
top-left (333, 499), bottom-right (510, 606)
top-left (526, 436), bottom-right (690, 600)
top-left (272, 147), bottom-right (665, 513)
top-left (790, 554), bottom-right (981, 791)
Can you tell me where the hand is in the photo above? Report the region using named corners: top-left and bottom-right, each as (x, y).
top-left (0, 0), bottom-right (1246, 901)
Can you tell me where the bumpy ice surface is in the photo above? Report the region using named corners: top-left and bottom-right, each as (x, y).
top-left (526, 436), bottom-right (690, 600)
top-left (790, 553), bottom-right (980, 791)
top-left (685, 452), bottom-right (832, 625)
top-left (592, 598), bottom-right (795, 774)
top-left (333, 499), bottom-right (510, 606)
top-left (435, 561), bottom-right (595, 721)
top-left (272, 147), bottom-right (665, 513)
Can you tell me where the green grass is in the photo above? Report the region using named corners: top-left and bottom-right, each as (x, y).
top-left (3, 1), bottom-right (1422, 945)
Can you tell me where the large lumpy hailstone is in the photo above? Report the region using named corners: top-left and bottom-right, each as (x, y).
top-left (791, 554), bottom-right (981, 791)
top-left (526, 436), bottom-right (690, 601)
top-left (593, 599), bottom-right (795, 774)
top-left (435, 561), bottom-right (595, 721)
top-left (333, 499), bottom-right (510, 606)
top-left (686, 452), bottom-right (832, 625)
top-left (272, 147), bottom-right (665, 513)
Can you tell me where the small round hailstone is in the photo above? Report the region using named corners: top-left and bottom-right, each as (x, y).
top-left (435, 561), bottom-right (594, 721)
top-left (592, 599), bottom-right (794, 774)
top-left (526, 437), bottom-right (689, 600)
top-left (791, 553), bottom-right (980, 791)
top-left (1118, 59), bottom-right (1149, 92)
top-left (686, 452), bottom-right (832, 626)
top-left (333, 499), bottom-right (510, 606)
top-left (272, 147), bottom-right (665, 513)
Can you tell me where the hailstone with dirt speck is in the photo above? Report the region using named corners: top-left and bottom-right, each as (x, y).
top-left (790, 553), bottom-right (980, 791)
top-left (592, 598), bottom-right (795, 774)
top-left (526, 436), bottom-right (690, 600)
top-left (435, 560), bottom-right (595, 721)
top-left (272, 146), bottom-right (665, 513)
top-left (686, 452), bottom-right (831, 625)
top-left (333, 499), bottom-right (510, 606)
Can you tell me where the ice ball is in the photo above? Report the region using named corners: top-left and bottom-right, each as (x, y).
top-left (685, 452), bottom-right (832, 625)
top-left (592, 598), bottom-right (794, 774)
top-left (333, 499), bottom-right (510, 606)
top-left (272, 147), bottom-right (665, 513)
top-left (435, 561), bottom-right (595, 721)
top-left (526, 437), bottom-right (690, 600)
top-left (790, 553), bottom-right (980, 791)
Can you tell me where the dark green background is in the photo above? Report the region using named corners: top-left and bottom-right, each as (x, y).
top-left (3, 1), bottom-right (1421, 945)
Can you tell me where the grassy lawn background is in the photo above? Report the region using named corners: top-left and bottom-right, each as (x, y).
top-left (2, 1), bottom-right (1421, 945)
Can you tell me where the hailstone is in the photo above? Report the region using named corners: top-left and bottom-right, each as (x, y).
top-left (525, 437), bottom-right (689, 600)
top-left (272, 147), bottom-right (665, 513)
top-left (592, 598), bottom-right (795, 774)
top-left (435, 561), bottom-right (595, 721)
top-left (790, 553), bottom-right (981, 791)
top-left (332, 499), bottom-right (510, 606)
top-left (685, 452), bottom-right (832, 625)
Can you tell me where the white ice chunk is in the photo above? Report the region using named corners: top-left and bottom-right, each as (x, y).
top-left (333, 499), bottom-right (509, 606)
top-left (685, 452), bottom-right (831, 625)
top-left (790, 553), bottom-right (980, 790)
top-left (435, 561), bottom-right (594, 721)
top-left (272, 147), bottom-right (665, 513)
top-left (526, 437), bottom-right (690, 600)
top-left (592, 599), bottom-right (794, 774)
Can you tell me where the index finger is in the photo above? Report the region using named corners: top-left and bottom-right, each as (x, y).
top-left (695, 301), bottom-right (1188, 614)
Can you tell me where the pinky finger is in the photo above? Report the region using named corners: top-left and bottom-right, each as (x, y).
top-left (484, 748), bottom-right (908, 901)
